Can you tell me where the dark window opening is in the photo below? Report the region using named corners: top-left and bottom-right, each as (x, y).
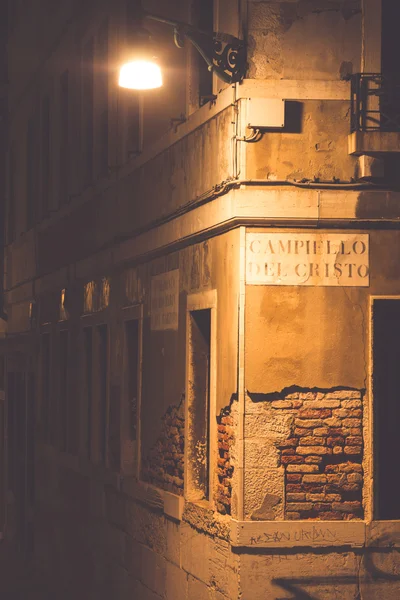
top-left (97, 324), bottom-right (108, 465)
top-left (59, 70), bottom-right (69, 205)
top-left (41, 334), bottom-right (51, 443)
top-left (126, 95), bottom-right (141, 158)
top-left (7, 372), bottom-right (16, 494)
top-left (193, 0), bottom-right (214, 106)
top-left (125, 319), bottom-right (140, 441)
top-left (382, 0), bottom-right (400, 77)
top-left (189, 308), bottom-right (211, 500)
top-left (97, 20), bottom-right (109, 176)
top-left (82, 38), bottom-right (94, 186)
top-left (26, 116), bottom-right (36, 229)
top-left (8, 146), bottom-right (15, 243)
top-left (59, 330), bottom-right (69, 452)
top-left (99, 109), bottom-right (108, 176)
top-left (373, 299), bottom-right (400, 519)
top-left (41, 95), bottom-right (51, 219)
top-left (83, 327), bottom-right (93, 459)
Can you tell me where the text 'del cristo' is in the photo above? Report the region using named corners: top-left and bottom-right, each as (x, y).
top-left (246, 233), bottom-right (369, 287)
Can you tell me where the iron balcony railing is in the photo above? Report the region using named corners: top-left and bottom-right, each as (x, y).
top-left (350, 73), bottom-right (400, 133)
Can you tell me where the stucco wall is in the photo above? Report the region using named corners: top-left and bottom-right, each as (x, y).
top-left (247, 0), bottom-right (362, 81)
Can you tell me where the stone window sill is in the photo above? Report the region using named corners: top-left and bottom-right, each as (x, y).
top-left (121, 476), bottom-right (184, 521)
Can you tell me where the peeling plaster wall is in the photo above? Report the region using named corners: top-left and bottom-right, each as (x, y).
top-left (142, 398), bottom-right (185, 495)
top-left (247, 0), bottom-right (362, 81)
top-left (140, 230), bottom-right (240, 467)
top-left (245, 389), bottom-right (364, 521)
top-left (246, 100), bottom-right (358, 182)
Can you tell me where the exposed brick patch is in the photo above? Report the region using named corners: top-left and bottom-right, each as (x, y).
top-left (216, 406), bottom-right (234, 515)
top-left (142, 397), bottom-right (184, 496)
top-left (273, 390), bottom-right (364, 520)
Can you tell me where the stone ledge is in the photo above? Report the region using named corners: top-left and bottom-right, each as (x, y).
top-left (366, 521), bottom-right (400, 548)
top-left (121, 477), bottom-right (185, 521)
top-left (164, 491), bottom-right (185, 521)
top-left (230, 520), bottom-right (365, 548)
top-left (348, 131), bottom-right (400, 155)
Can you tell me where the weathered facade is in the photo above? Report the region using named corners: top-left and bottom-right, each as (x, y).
top-left (4, 0), bottom-right (400, 598)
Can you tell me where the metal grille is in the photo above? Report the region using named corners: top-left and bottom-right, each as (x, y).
top-left (350, 73), bottom-right (400, 133)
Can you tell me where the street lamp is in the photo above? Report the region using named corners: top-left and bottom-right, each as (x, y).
top-left (119, 4), bottom-right (247, 90)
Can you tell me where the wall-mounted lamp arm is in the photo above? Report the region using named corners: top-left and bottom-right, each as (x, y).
top-left (144, 11), bottom-right (247, 84)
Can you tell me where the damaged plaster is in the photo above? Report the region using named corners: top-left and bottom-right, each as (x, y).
top-left (142, 395), bottom-right (185, 496)
top-left (246, 388), bottom-right (364, 520)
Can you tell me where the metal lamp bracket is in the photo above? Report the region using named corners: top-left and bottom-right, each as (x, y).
top-left (143, 11), bottom-right (247, 84)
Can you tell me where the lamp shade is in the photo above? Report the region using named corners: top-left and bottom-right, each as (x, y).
top-left (119, 59), bottom-right (163, 90)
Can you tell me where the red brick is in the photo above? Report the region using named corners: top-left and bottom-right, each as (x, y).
top-left (295, 428), bottom-right (310, 436)
top-left (277, 438), bottom-right (298, 449)
top-left (281, 455), bottom-right (305, 465)
top-left (319, 511), bottom-right (344, 521)
top-left (299, 436), bottom-right (326, 446)
top-left (271, 400), bottom-right (294, 409)
top-left (302, 474), bottom-right (327, 483)
top-left (302, 484), bottom-right (325, 493)
top-left (306, 493), bottom-right (326, 502)
top-left (297, 446), bottom-right (332, 455)
top-left (305, 456), bottom-right (323, 464)
top-left (286, 484), bottom-right (302, 493)
top-left (327, 474), bottom-right (346, 486)
top-left (344, 446), bottom-right (362, 455)
top-left (314, 503), bottom-right (332, 512)
top-left (327, 436), bottom-right (344, 447)
top-left (328, 428), bottom-right (346, 436)
top-left (342, 418), bottom-right (362, 427)
top-left (282, 449), bottom-right (295, 456)
top-left (303, 399), bottom-right (340, 408)
top-left (287, 493), bottom-right (306, 502)
top-left (292, 400), bottom-right (303, 409)
top-left (346, 436), bottom-right (362, 446)
top-left (332, 501), bottom-right (362, 513)
top-left (347, 472), bottom-right (363, 483)
top-left (337, 462), bottom-right (363, 473)
top-left (342, 483), bottom-right (361, 492)
top-left (313, 427), bottom-right (330, 436)
top-left (286, 464), bottom-right (319, 473)
top-left (325, 493), bottom-right (342, 502)
top-left (332, 408), bottom-right (352, 418)
top-left (286, 511), bottom-right (301, 520)
top-left (287, 474), bottom-right (302, 483)
top-left (348, 409), bottom-right (362, 417)
top-left (295, 419), bottom-right (324, 428)
top-left (341, 400), bottom-right (362, 409)
top-left (285, 502), bottom-right (313, 511)
top-left (299, 408), bottom-right (331, 419)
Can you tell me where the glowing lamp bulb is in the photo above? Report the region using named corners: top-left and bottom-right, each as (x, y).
top-left (118, 60), bottom-right (163, 90)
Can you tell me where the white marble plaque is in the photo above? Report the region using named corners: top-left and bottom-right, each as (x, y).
top-left (246, 233), bottom-right (369, 286)
top-left (150, 270), bottom-right (179, 330)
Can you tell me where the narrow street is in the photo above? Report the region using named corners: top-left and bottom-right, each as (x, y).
top-left (0, 541), bottom-right (54, 600)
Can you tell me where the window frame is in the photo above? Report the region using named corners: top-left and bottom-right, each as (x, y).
top-left (370, 294), bottom-right (400, 522)
top-left (80, 311), bottom-right (110, 467)
top-left (185, 289), bottom-right (217, 506)
top-left (121, 303), bottom-right (143, 478)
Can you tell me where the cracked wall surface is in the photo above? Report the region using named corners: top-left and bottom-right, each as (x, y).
top-left (247, 0), bottom-right (361, 80)
top-left (216, 404), bottom-right (235, 515)
top-left (141, 398), bottom-right (185, 495)
top-left (276, 389), bottom-right (364, 520)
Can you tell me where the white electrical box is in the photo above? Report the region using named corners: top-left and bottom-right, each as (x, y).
top-left (247, 98), bottom-right (285, 129)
